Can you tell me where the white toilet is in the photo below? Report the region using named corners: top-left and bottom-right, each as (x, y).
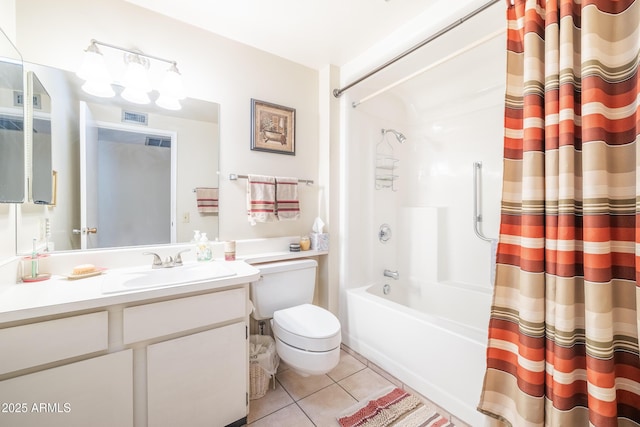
top-left (250, 259), bottom-right (341, 376)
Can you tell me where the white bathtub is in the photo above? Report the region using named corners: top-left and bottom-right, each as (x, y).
top-left (343, 281), bottom-right (492, 426)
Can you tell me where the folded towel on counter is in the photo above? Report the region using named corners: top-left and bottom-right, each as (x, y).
top-left (247, 175), bottom-right (277, 225)
top-left (195, 187), bottom-right (219, 213)
top-left (275, 176), bottom-right (300, 221)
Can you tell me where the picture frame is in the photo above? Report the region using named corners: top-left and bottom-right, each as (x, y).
top-left (250, 99), bottom-right (295, 155)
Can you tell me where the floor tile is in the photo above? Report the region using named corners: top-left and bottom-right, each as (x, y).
top-left (338, 368), bottom-right (394, 401)
top-left (327, 350), bottom-right (366, 382)
top-left (277, 370), bottom-right (334, 401)
top-left (248, 403), bottom-right (314, 427)
top-left (276, 359), bottom-right (290, 374)
top-left (247, 380), bottom-right (294, 424)
top-left (368, 362), bottom-right (402, 388)
top-left (297, 383), bottom-right (358, 427)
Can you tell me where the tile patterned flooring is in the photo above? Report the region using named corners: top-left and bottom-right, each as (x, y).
top-left (246, 345), bottom-right (470, 427)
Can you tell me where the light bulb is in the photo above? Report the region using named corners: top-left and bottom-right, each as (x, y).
top-left (121, 54), bottom-right (151, 104)
top-left (77, 42), bottom-right (114, 98)
top-left (161, 63), bottom-right (185, 100)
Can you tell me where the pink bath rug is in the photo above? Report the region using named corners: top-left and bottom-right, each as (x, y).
top-left (337, 386), bottom-right (455, 427)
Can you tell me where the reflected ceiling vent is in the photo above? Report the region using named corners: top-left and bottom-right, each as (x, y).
top-left (145, 136), bottom-right (171, 148)
top-left (121, 110), bottom-right (148, 126)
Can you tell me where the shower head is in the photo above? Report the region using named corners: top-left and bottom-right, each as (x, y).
top-left (382, 128), bottom-right (407, 143)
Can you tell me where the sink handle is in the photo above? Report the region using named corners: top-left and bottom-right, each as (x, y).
top-left (143, 252), bottom-right (163, 268)
top-left (174, 249), bottom-right (191, 266)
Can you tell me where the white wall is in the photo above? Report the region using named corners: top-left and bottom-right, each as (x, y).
top-left (339, 1), bottom-right (505, 292)
top-left (10, 0), bottom-right (320, 252)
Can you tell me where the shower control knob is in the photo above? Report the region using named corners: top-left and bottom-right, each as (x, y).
top-left (378, 224), bottom-right (392, 242)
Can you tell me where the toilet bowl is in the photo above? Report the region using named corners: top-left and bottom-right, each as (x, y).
top-left (250, 259), bottom-right (341, 376)
top-left (271, 303), bottom-right (341, 376)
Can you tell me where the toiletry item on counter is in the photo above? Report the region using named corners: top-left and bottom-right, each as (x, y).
top-left (310, 217), bottom-right (329, 251)
top-left (197, 232), bottom-right (213, 261)
top-left (67, 264), bottom-right (105, 280)
top-left (22, 239), bottom-right (51, 282)
top-left (310, 233), bottom-right (329, 251)
top-left (21, 256), bottom-right (51, 282)
top-left (31, 238), bottom-right (38, 278)
top-left (225, 240), bottom-right (236, 261)
top-left (289, 243), bottom-right (301, 252)
top-left (72, 264), bottom-right (97, 276)
top-left (193, 229), bottom-right (201, 258)
top-left (300, 236), bottom-right (311, 251)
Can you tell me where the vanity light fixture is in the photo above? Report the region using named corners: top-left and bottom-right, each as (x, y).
top-left (121, 53), bottom-right (152, 105)
top-left (77, 39), bottom-right (185, 110)
top-left (156, 63), bottom-right (184, 110)
top-left (76, 42), bottom-right (115, 98)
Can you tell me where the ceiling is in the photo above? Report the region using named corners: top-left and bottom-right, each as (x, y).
top-left (123, 0), bottom-right (442, 69)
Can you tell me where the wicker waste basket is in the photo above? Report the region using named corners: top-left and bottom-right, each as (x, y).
top-left (249, 334), bottom-right (279, 400)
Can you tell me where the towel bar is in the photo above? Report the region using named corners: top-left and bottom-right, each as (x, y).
top-left (229, 173), bottom-right (313, 185)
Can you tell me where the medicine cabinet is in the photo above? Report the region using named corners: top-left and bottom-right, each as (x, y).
top-left (0, 28), bottom-right (25, 203)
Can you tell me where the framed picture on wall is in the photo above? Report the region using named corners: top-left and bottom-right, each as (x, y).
top-left (250, 99), bottom-right (296, 155)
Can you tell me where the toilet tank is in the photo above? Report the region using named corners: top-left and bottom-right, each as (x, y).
top-left (250, 259), bottom-right (318, 320)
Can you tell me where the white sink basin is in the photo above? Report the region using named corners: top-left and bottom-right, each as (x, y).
top-left (101, 262), bottom-right (236, 294)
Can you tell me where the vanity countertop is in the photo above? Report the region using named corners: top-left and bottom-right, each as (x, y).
top-left (0, 260), bottom-right (260, 324)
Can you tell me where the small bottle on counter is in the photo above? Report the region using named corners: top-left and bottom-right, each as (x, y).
top-left (300, 236), bottom-right (311, 251)
top-left (193, 230), bottom-right (202, 260)
top-left (199, 233), bottom-right (212, 261)
top-left (224, 240), bottom-right (236, 261)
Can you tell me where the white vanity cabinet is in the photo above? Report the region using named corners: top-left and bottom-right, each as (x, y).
top-left (147, 323), bottom-right (247, 427)
top-left (0, 312), bottom-right (133, 427)
top-left (0, 282), bottom-right (252, 427)
top-left (0, 350), bottom-right (133, 427)
top-left (123, 287), bottom-right (249, 427)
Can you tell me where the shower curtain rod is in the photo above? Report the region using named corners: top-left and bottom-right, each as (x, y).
top-left (332, 0), bottom-right (501, 99)
top-left (352, 27), bottom-right (503, 107)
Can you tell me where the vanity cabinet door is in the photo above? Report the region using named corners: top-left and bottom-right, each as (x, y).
top-left (0, 350), bottom-right (133, 427)
top-left (147, 322), bottom-right (247, 427)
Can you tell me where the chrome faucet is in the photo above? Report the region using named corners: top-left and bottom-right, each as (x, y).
top-left (383, 269), bottom-right (399, 280)
top-left (144, 249), bottom-right (191, 268)
top-left (173, 249), bottom-right (190, 266)
top-left (143, 252), bottom-right (163, 268)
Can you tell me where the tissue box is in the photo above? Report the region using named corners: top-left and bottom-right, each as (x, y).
top-left (310, 233), bottom-right (329, 251)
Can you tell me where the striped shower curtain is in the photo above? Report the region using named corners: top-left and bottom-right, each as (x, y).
top-left (477, 0), bottom-right (640, 426)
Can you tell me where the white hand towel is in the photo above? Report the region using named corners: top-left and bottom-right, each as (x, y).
top-left (275, 176), bottom-right (300, 221)
top-left (247, 175), bottom-right (277, 225)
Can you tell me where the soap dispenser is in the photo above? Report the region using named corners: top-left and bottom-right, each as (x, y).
top-left (198, 233), bottom-right (212, 261)
top-left (193, 230), bottom-right (202, 260)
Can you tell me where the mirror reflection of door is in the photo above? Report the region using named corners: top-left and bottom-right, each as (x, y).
top-left (79, 101), bottom-right (176, 250)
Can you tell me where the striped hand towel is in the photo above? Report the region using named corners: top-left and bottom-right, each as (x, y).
top-left (275, 176), bottom-right (300, 221)
top-left (195, 187), bottom-right (219, 213)
top-left (247, 175), bottom-right (277, 225)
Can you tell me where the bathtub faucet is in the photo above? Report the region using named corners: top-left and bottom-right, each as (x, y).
top-left (383, 269), bottom-right (399, 280)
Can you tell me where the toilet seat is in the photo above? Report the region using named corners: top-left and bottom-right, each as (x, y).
top-left (272, 304), bottom-right (341, 352)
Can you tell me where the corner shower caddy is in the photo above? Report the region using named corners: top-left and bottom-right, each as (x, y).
top-left (375, 130), bottom-right (399, 191)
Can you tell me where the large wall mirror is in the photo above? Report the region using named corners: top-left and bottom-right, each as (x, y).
top-left (16, 63), bottom-right (220, 255)
top-left (0, 29), bottom-right (25, 203)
